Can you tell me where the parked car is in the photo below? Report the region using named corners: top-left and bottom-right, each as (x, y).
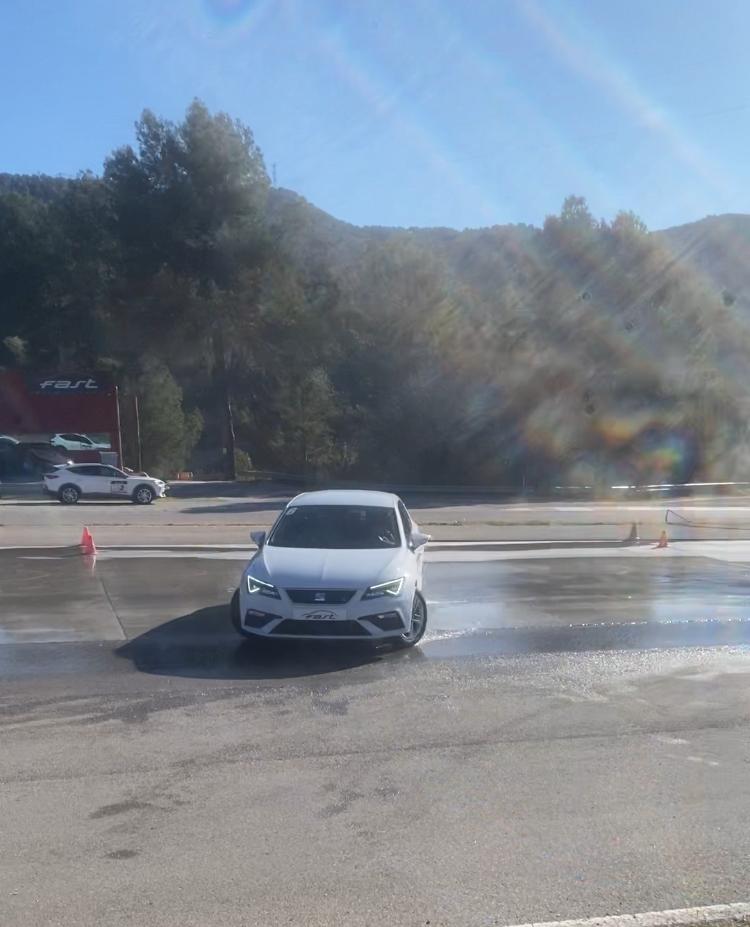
top-left (231, 490), bottom-right (430, 647)
top-left (50, 432), bottom-right (110, 451)
top-left (44, 464), bottom-right (167, 504)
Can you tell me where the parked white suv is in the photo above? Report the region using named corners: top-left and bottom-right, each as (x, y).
top-left (50, 433), bottom-right (110, 451)
top-left (44, 464), bottom-right (167, 504)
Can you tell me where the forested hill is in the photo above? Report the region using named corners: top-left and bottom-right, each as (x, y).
top-left (657, 214), bottom-right (750, 312)
top-left (4, 171), bottom-right (748, 302)
top-left (2, 102), bottom-right (750, 488)
top-left (271, 185), bottom-right (750, 307)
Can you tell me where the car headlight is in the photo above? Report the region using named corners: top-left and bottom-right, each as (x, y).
top-left (247, 575), bottom-right (281, 599)
top-left (363, 577), bottom-right (404, 599)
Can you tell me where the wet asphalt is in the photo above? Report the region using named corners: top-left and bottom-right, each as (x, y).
top-left (3, 503), bottom-right (750, 925)
top-left (4, 547), bottom-right (750, 654)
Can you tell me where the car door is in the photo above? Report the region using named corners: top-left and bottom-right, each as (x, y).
top-left (102, 466), bottom-right (130, 498)
top-left (69, 464), bottom-right (101, 494)
top-left (76, 465), bottom-right (112, 497)
top-left (398, 500), bottom-right (425, 588)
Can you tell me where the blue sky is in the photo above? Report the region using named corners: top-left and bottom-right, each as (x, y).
top-left (2, 0), bottom-right (749, 230)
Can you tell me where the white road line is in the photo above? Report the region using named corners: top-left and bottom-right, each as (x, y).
top-left (503, 903), bottom-right (750, 927)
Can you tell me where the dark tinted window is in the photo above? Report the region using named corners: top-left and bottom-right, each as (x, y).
top-left (269, 505), bottom-right (400, 549)
top-left (73, 465), bottom-right (103, 476)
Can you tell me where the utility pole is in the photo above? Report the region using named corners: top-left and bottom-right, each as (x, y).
top-left (133, 393), bottom-right (143, 472)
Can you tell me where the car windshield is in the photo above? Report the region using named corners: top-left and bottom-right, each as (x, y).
top-left (268, 505), bottom-right (400, 549)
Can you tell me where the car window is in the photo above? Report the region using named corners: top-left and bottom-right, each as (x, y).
top-left (101, 466), bottom-right (125, 477)
top-left (269, 505), bottom-right (400, 549)
top-left (397, 500), bottom-right (413, 539)
top-left (74, 465), bottom-right (104, 476)
top-left (61, 434), bottom-right (76, 441)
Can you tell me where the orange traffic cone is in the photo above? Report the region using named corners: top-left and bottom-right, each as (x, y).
top-left (654, 530), bottom-right (668, 549)
top-left (80, 526), bottom-right (97, 556)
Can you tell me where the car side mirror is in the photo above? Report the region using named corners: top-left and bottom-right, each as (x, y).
top-left (250, 530), bottom-right (266, 548)
top-left (410, 530), bottom-right (430, 550)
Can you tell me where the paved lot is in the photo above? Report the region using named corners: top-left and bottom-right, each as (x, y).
top-left (2, 638), bottom-right (749, 927)
top-left (5, 485), bottom-right (750, 547)
top-left (2, 493), bottom-right (750, 925)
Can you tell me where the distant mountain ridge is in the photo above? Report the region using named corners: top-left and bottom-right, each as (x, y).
top-left (657, 214), bottom-right (750, 309)
top-left (269, 185), bottom-right (750, 308)
top-left (3, 172), bottom-right (746, 306)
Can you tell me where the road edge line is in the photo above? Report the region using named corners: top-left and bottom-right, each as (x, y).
top-left (503, 903), bottom-right (750, 927)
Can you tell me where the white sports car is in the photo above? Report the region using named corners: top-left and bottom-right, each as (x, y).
top-left (231, 490), bottom-right (430, 647)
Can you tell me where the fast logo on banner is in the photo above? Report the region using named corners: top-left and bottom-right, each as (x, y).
top-left (30, 377), bottom-right (103, 394)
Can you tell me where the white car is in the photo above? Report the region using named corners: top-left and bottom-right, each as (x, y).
top-left (44, 464), bottom-right (167, 504)
top-left (50, 432), bottom-right (110, 451)
top-left (231, 490), bottom-right (430, 647)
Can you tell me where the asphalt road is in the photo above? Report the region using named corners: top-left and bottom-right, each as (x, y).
top-left (3, 494), bottom-right (750, 926)
top-left (5, 484), bottom-right (750, 547)
top-left (5, 548), bottom-right (750, 647)
top-left (2, 635), bottom-right (749, 927)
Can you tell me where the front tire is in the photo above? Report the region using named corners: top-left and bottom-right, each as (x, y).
top-left (394, 590), bottom-right (427, 648)
top-left (58, 485), bottom-right (80, 505)
top-left (132, 485), bottom-right (154, 505)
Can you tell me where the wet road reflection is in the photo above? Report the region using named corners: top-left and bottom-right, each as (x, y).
top-left (426, 557), bottom-right (750, 630)
top-left (2, 549), bottom-right (750, 678)
top-left (114, 611), bottom-right (750, 680)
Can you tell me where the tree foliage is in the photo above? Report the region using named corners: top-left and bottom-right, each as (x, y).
top-left (2, 101), bottom-right (750, 486)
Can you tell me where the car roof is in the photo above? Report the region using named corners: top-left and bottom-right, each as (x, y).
top-left (288, 489), bottom-right (399, 508)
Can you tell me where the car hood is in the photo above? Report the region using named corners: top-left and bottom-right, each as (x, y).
top-left (253, 545), bottom-right (406, 590)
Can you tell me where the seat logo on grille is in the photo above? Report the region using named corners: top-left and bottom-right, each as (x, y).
top-left (314, 592), bottom-right (326, 602)
top-left (303, 611), bottom-right (336, 621)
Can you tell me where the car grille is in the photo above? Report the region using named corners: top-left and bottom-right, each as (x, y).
top-left (271, 619), bottom-right (370, 637)
top-left (285, 589), bottom-right (356, 604)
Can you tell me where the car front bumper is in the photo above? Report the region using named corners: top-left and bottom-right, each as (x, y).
top-left (238, 586), bottom-right (414, 640)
